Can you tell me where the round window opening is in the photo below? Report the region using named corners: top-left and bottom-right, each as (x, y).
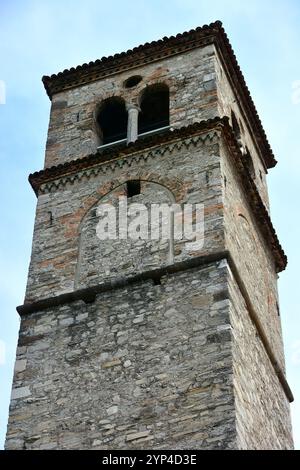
top-left (124, 75), bottom-right (143, 88)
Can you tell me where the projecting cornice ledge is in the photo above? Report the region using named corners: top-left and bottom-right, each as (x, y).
top-left (28, 117), bottom-right (287, 272)
top-left (29, 117), bottom-right (224, 195)
top-left (16, 251), bottom-right (294, 403)
top-left (41, 20), bottom-right (276, 168)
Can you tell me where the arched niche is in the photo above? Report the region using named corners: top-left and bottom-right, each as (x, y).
top-left (75, 181), bottom-right (176, 289)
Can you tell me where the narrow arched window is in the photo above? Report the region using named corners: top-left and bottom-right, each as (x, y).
top-left (138, 84), bottom-right (169, 135)
top-left (231, 110), bottom-right (242, 142)
top-left (97, 97), bottom-right (127, 145)
top-left (244, 147), bottom-right (255, 179)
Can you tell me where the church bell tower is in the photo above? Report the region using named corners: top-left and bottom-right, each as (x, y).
top-left (5, 21), bottom-right (294, 450)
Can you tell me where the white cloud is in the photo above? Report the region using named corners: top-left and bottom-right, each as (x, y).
top-left (0, 340), bottom-right (6, 366)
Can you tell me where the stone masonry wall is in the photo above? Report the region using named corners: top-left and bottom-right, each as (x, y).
top-left (6, 262), bottom-right (236, 450)
top-left (44, 44), bottom-right (270, 213)
top-left (45, 45), bottom-right (218, 168)
top-left (76, 181), bottom-right (175, 290)
top-left (25, 131), bottom-right (224, 302)
top-left (220, 139), bottom-right (286, 370)
top-left (228, 268), bottom-right (293, 449)
top-left (215, 55), bottom-right (270, 209)
top-left (6, 35), bottom-right (293, 450)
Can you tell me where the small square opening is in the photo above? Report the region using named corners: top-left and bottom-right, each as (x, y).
top-left (127, 180), bottom-right (141, 198)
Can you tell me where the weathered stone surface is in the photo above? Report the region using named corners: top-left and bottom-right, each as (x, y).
top-left (25, 135), bottom-right (223, 302)
top-left (11, 386), bottom-right (31, 400)
top-left (221, 142), bottom-right (286, 369)
top-left (126, 431), bottom-right (151, 442)
top-left (229, 273), bottom-right (293, 449)
top-left (44, 45), bottom-right (218, 169)
top-left (6, 264), bottom-right (236, 450)
top-left (101, 359), bottom-right (122, 369)
top-left (14, 359), bottom-right (27, 373)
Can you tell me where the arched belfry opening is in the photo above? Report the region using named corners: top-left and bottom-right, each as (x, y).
top-left (231, 110), bottom-right (242, 143)
top-left (138, 84), bottom-right (170, 135)
top-left (97, 97), bottom-right (127, 145)
top-left (244, 146), bottom-right (256, 179)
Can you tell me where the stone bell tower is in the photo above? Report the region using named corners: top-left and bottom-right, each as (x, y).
top-left (6, 21), bottom-right (294, 449)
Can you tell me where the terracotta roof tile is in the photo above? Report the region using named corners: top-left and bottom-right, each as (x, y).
top-left (41, 21), bottom-right (276, 169)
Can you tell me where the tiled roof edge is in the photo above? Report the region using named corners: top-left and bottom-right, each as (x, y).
top-left (41, 21), bottom-right (276, 169)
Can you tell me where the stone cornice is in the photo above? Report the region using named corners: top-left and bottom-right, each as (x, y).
top-left (221, 121), bottom-right (287, 273)
top-left (28, 117), bottom-right (287, 272)
top-left (38, 130), bottom-right (216, 193)
top-left (42, 21), bottom-right (276, 169)
top-left (29, 117), bottom-right (224, 194)
top-left (15, 251), bottom-right (294, 403)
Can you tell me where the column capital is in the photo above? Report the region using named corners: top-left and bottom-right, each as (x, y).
top-left (126, 103), bottom-right (141, 113)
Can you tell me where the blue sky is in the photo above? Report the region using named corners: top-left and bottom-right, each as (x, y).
top-left (0, 0), bottom-right (299, 450)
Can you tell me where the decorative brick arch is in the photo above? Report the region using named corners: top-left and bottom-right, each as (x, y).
top-left (137, 80), bottom-right (173, 107)
top-left (77, 173), bottom-right (183, 235)
top-left (75, 178), bottom-right (180, 289)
